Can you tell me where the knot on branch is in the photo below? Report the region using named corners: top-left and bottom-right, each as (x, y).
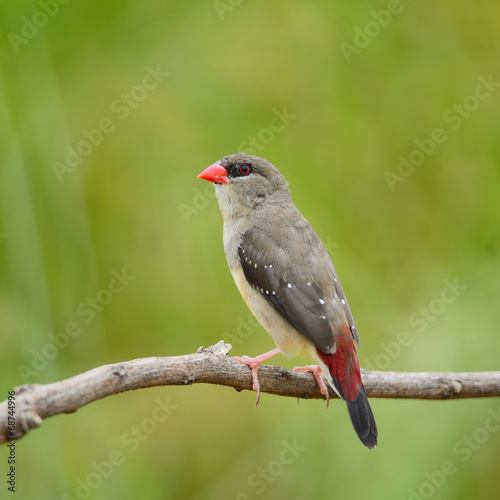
top-left (443, 379), bottom-right (463, 398)
top-left (9, 385), bottom-right (43, 440)
top-left (112, 365), bottom-right (128, 378)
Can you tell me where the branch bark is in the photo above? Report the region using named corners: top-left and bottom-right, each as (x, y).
top-left (1, 342), bottom-right (499, 445)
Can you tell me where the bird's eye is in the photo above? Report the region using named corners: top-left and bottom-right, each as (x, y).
top-left (239, 164), bottom-right (251, 176)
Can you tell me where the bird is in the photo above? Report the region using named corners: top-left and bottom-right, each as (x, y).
top-left (198, 153), bottom-right (378, 449)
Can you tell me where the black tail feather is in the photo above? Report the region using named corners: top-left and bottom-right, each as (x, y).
top-left (319, 348), bottom-right (378, 449)
top-left (345, 388), bottom-right (378, 449)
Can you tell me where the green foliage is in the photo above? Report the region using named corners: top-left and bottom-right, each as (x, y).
top-left (1, 0), bottom-right (499, 499)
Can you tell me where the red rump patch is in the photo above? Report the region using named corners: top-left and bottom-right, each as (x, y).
top-left (317, 327), bottom-right (362, 401)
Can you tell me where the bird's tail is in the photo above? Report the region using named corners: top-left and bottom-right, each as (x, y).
top-left (316, 330), bottom-right (378, 450)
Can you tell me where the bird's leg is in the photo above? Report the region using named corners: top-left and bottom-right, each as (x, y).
top-left (233, 348), bottom-right (281, 406)
top-left (293, 365), bottom-right (330, 408)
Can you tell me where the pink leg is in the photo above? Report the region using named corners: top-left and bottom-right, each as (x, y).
top-left (293, 365), bottom-right (330, 408)
top-left (234, 348), bottom-right (281, 406)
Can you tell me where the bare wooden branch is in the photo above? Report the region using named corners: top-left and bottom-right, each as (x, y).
top-left (1, 343), bottom-right (499, 445)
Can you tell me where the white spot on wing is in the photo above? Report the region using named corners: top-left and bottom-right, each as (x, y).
top-left (341, 299), bottom-right (346, 304)
top-left (287, 283), bottom-right (292, 289)
top-left (319, 298), bottom-right (325, 305)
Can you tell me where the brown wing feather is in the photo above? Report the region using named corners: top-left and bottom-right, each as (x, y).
top-left (238, 228), bottom-right (348, 353)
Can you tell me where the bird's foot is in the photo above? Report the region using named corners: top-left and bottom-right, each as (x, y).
top-left (293, 365), bottom-right (330, 408)
top-left (234, 348), bottom-right (281, 407)
top-left (233, 355), bottom-right (263, 406)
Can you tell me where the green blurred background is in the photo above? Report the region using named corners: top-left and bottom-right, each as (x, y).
top-left (1, 1), bottom-right (499, 499)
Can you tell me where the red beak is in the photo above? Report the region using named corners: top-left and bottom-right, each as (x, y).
top-left (198, 163), bottom-right (229, 184)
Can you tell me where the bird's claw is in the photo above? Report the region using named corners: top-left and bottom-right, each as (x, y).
top-left (234, 348), bottom-right (281, 407)
top-left (293, 365), bottom-right (330, 408)
top-left (234, 355), bottom-right (262, 407)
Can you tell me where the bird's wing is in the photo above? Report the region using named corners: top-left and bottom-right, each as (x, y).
top-left (332, 268), bottom-right (359, 346)
top-left (238, 227), bottom-right (359, 353)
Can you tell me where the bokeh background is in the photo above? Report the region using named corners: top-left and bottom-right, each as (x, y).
top-left (1, 1), bottom-right (499, 499)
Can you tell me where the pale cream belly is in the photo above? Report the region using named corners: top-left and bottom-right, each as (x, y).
top-left (230, 266), bottom-right (318, 361)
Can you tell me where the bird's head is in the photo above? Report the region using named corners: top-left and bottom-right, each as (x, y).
top-left (198, 153), bottom-right (291, 220)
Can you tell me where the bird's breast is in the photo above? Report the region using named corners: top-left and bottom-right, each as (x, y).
top-left (229, 264), bottom-right (318, 360)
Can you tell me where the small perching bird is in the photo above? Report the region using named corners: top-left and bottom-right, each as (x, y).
top-left (198, 153), bottom-right (378, 449)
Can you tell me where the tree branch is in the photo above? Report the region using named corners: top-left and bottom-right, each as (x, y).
top-left (1, 342), bottom-right (499, 445)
